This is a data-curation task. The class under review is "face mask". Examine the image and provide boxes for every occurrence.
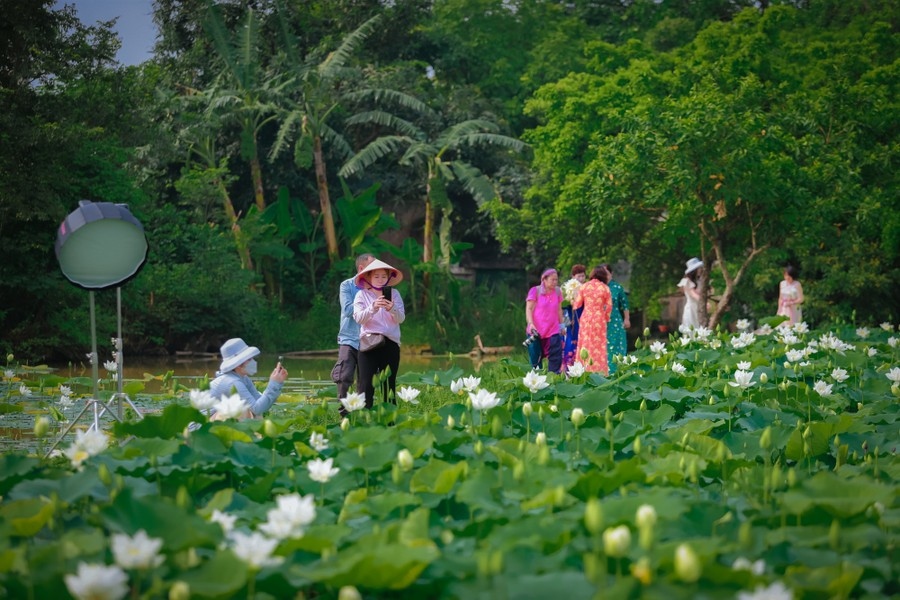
[244,359,258,376]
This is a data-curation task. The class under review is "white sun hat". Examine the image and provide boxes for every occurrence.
[684,257,704,274]
[218,338,260,373]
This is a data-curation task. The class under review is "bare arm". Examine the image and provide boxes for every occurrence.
[525,299,536,331]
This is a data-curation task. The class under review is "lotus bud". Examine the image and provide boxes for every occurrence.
[97,463,112,487]
[263,419,278,438]
[674,543,701,582]
[738,520,752,547]
[535,431,547,446]
[833,434,840,447]
[440,529,454,545]
[522,402,533,417]
[787,467,797,488]
[759,426,772,450]
[636,504,657,530]
[397,448,414,472]
[447,415,456,428]
[474,440,483,455]
[537,444,550,465]
[340,417,349,431]
[770,462,782,490]
[391,463,402,485]
[490,549,504,575]
[584,498,604,535]
[176,485,191,509]
[708,396,715,405]
[565,432,572,442]
[338,586,362,600]
[513,461,524,481]
[358,445,365,458]
[433,372,440,384]
[633,436,641,454]
[643,327,650,338]
[517,440,525,453]
[603,525,631,558]
[635,337,643,349]
[722,383,730,397]
[759,372,768,384]
[491,414,504,437]
[639,399,647,411]
[169,582,190,600]
[33,416,50,438]
[688,459,699,482]
[829,519,840,550]
[580,347,590,361]
[571,407,586,428]
[892,384,899,397]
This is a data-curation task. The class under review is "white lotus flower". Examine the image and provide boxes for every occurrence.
[59,395,74,408]
[309,432,329,452]
[111,529,164,570]
[732,557,766,575]
[210,509,237,533]
[567,362,586,377]
[737,361,751,371]
[881,322,894,332]
[649,341,666,357]
[523,370,549,393]
[450,378,465,394]
[830,368,849,383]
[736,581,793,600]
[856,327,870,339]
[729,370,755,389]
[3,369,14,380]
[64,562,129,600]
[885,367,900,384]
[785,349,805,363]
[228,531,283,568]
[63,429,109,468]
[397,386,421,404]
[340,392,366,413]
[258,493,316,540]
[86,352,96,366]
[60,384,72,396]
[867,347,877,357]
[813,380,833,396]
[736,319,751,331]
[307,457,339,483]
[562,278,582,303]
[469,389,501,411]
[18,384,31,397]
[212,393,250,420]
[104,360,118,374]
[461,376,481,392]
[189,389,217,411]
[756,324,773,336]
[671,362,687,375]
[792,322,809,334]
[889,336,899,348]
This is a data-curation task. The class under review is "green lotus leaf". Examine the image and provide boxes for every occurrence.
[280,523,353,553]
[337,440,398,472]
[0,498,55,537]
[114,403,201,438]
[571,388,617,414]
[456,469,508,515]
[410,458,466,495]
[209,424,254,445]
[179,549,249,598]
[780,471,894,518]
[0,454,39,495]
[367,491,423,519]
[398,430,436,457]
[298,539,439,589]
[785,422,832,461]
[784,561,863,598]
[505,570,605,599]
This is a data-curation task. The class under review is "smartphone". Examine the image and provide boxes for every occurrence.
[382,286,392,302]
[278,355,284,366]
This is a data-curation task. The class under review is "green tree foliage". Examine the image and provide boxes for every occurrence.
[492,4,899,326]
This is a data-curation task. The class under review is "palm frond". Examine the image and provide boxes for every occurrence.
[449,161,498,205]
[203,5,239,78]
[339,136,411,178]
[452,132,530,155]
[269,111,303,160]
[437,119,500,146]
[319,123,354,160]
[398,143,436,168]
[345,111,423,138]
[235,9,261,87]
[319,14,381,77]
[343,89,436,119]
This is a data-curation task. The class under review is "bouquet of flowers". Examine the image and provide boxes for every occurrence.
[562,278,582,305]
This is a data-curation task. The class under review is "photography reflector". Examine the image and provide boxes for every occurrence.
[55,201,148,289]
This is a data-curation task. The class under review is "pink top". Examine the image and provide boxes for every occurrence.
[526,286,563,338]
[353,288,405,345]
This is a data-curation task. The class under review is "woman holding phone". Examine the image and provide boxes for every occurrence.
[353,259,405,408]
[208,338,288,419]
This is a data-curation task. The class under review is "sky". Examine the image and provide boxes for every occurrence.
[59,0,158,66]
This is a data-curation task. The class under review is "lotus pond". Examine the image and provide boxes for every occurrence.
[1,321,898,599]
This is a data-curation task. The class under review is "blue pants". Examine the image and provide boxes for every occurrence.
[528,334,562,374]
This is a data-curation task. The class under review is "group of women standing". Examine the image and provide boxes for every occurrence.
[526,264,630,376]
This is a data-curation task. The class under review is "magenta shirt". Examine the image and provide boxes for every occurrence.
[526,286,562,338]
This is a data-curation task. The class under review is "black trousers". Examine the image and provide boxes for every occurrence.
[357,338,400,408]
[332,344,360,416]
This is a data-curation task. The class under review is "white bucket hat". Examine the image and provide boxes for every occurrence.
[684,257,704,274]
[355,258,404,287]
[219,338,260,373]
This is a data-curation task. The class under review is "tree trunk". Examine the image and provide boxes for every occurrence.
[421,173,435,310]
[313,134,339,264]
[218,180,254,271]
[250,155,266,212]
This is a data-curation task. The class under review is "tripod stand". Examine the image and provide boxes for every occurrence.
[46,288,143,457]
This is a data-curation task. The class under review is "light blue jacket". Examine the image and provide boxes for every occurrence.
[337,277,361,348]
[208,372,282,416]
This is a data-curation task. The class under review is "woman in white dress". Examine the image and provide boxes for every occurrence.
[677,258,703,330]
[776,265,804,324]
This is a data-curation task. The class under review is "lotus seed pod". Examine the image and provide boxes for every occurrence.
[584,498,604,535]
[169,582,190,600]
[674,543,701,583]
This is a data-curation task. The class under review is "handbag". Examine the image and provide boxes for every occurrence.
[359,332,386,352]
